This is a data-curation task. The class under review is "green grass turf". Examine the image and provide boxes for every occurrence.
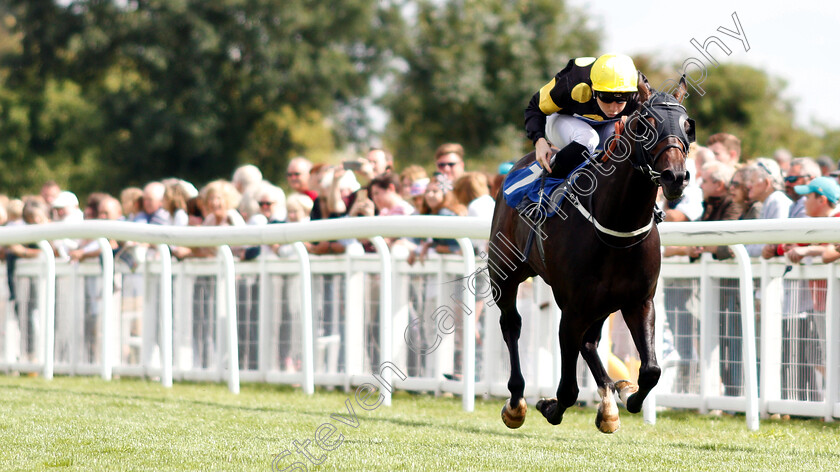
[1,375,839,471]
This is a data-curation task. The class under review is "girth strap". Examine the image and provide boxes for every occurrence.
[567,194,654,238]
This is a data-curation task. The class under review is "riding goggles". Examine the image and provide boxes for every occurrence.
[595,91,635,103]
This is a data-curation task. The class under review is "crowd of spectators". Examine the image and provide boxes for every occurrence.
[658,132,840,402]
[0,143,517,267]
[1,136,839,266]
[659,133,840,262]
[3,135,839,388]
[0,143,510,374]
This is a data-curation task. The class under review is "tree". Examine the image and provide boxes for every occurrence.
[817,127,840,164]
[75,0,402,188]
[635,58,822,161]
[381,0,600,169]
[0,2,100,195]
[0,0,402,196]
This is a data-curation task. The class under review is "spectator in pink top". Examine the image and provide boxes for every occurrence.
[370,173,415,216]
[369,173,416,254]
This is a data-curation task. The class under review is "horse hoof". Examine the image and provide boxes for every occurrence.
[536,397,555,413]
[595,405,620,434]
[614,380,639,406]
[536,398,563,425]
[595,416,620,433]
[595,386,621,434]
[501,398,527,429]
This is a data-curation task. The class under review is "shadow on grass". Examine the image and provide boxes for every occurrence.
[0,379,332,418]
[653,409,840,433]
[4,377,839,439]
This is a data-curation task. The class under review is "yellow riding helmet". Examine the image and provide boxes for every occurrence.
[590,54,638,93]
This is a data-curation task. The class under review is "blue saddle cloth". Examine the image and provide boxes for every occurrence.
[502,160,590,217]
[502,114,617,216]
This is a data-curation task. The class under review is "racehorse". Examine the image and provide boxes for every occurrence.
[489,77,693,433]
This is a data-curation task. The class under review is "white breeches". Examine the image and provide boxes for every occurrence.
[545,114,600,154]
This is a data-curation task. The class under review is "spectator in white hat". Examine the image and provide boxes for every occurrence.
[50,191,84,259]
[52,191,84,223]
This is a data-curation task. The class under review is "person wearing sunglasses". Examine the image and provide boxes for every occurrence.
[524,53,647,177]
[729,166,762,220]
[434,142,466,182]
[286,156,317,203]
[783,157,820,218]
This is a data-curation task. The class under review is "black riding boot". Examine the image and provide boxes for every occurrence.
[548,141,590,179]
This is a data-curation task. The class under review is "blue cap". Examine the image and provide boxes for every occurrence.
[794,176,840,204]
[498,161,515,175]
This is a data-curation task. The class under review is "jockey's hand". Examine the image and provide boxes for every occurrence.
[535,138,552,172]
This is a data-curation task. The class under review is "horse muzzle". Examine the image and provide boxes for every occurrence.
[660,169,689,200]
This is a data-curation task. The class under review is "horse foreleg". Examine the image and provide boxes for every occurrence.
[580,318,620,433]
[620,300,661,413]
[499,289,527,429]
[537,315,582,425]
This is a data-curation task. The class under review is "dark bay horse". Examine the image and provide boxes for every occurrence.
[489,77,693,433]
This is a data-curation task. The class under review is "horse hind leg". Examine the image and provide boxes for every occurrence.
[537,312,583,425]
[580,318,621,433]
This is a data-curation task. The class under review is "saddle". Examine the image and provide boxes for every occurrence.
[502,144,594,219]
[501,155,591,262]
[501,119,664,260]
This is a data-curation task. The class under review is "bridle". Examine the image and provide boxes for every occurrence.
[629,92,695,185]
[568,91,694,246]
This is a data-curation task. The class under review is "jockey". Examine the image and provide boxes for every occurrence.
[525,54,646,177]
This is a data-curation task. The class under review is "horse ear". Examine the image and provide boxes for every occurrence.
[673,75,689,103]
[637,70,651,102]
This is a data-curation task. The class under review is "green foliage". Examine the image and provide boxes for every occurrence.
[381,0,600,168]
[685,64,799,159]
[1,0,839,199]
[642,59,829,161]
[818,128,840,163]
[0,0,400,196]
[0,77,104,195]
[238,106,336,185]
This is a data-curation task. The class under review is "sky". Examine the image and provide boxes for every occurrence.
[567,0,840,130]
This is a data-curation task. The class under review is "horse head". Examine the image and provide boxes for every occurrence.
[629,76,694,201]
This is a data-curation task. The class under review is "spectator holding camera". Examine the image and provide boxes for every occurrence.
[408,174,466,265]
